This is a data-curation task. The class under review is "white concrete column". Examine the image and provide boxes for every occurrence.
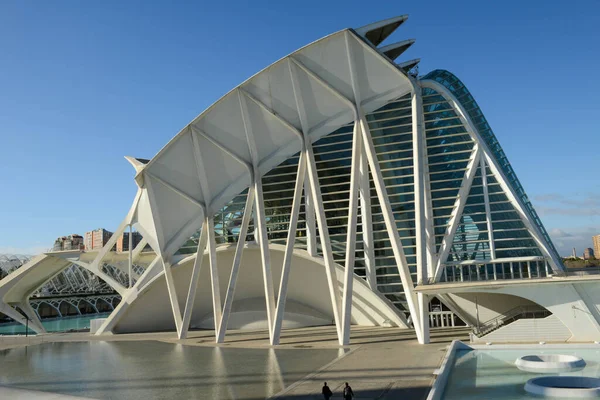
[217,186,255,343]
[128,224,133,288]
[272,152,307,344]
[359,147,376,290]
[341,122,362,345]
[179,219,209,340]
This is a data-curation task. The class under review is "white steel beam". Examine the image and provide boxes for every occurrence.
[239,88,303,140]
[341,122,362,345]
[207,218,222,339]
[179,219,209,339]
[128,224,133,288]
[145,171,205,211]
[341,31,363,345]
[289,59,343,344]
[409,77,430,344]
[190,125,253,174]
[421,80,563,272]
[272,151,307,344]
[162,257,183,337]
[433,147,481,281]
[359,147,376,290]
[480,157,496,259]
[190,127,212,213]
[217,186,255,343]
[358,113,424,344]
[304,178,317,257]
[238,90,277,344]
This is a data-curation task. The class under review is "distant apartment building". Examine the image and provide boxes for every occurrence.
[52,234,84,251]
[594,235,600,261]
[116,231,143,252]
[584,248,595,260]
[84,228,113,251]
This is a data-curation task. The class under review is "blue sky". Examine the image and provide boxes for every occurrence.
[0,0,598,256]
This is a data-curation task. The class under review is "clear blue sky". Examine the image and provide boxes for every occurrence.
[0,0,598,256]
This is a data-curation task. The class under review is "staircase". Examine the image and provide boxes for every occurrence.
[473,305,551,337]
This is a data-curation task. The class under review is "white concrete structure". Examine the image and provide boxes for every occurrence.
[3,14,597,346]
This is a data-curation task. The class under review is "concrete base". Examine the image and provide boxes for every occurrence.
[516,354,586,373]
[525,376,600,398]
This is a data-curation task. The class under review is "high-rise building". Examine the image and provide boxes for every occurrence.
[52,234,84,251]
[116,231,143,252]
[584,248,594,260]
[84,229,113,251]
[594,235,600,262]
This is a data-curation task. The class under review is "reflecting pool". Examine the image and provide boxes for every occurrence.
[0,313,111,335]
[0,340,343,399]
[444,347,600,400]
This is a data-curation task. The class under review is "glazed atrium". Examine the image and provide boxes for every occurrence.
[6,15,585,347]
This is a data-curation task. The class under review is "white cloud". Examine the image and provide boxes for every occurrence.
[548,226,599,257]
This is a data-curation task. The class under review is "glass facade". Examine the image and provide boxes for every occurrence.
[177,69,560,316]
[421,70,560,262]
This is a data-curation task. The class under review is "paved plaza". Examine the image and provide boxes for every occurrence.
[0,326,469,399]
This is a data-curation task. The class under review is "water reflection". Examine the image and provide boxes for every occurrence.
[0,341,343,400]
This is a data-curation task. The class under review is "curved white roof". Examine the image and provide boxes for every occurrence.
[133,22,413,259]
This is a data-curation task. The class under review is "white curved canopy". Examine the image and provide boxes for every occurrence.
[135,27,412,259]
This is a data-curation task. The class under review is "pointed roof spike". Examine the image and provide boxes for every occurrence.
[397,58,421,72]
[355,15,408,46]
[379,39,416,61]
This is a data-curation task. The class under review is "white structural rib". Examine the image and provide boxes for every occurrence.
[421,80,563,272]
[217,186,255,343]
[433,146,481,281]
[179,219,208,339]
[289,58,345,344]
[238,90,277,344]
[207,218,222,340]
[409,76,430,343]
[359,148,376,290]
[272,151,307,345]
[480,157,496,259]
[355,15,408,46]
[379,39,416,61]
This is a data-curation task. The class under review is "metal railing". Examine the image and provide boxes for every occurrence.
[473,305,551,337]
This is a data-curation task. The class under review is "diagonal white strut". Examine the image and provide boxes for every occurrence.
[217,186,256,343]
[289,58,344,344]
[271,151,307,345]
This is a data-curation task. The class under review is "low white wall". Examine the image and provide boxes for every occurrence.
[108,244,406,334]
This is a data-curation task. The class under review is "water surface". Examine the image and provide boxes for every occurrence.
[0,340,343,399]
[444,347,600,400]
[0,313,111,335]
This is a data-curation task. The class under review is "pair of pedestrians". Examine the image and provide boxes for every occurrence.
[322,382,354,399]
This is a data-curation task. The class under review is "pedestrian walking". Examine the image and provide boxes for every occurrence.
[321,381,333,400]
[343,382,354,400]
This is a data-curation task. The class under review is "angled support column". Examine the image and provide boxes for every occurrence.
[272,151,307,344]
[179,220,209,339]
[480,157,496,259]
[358,114,424,344]
[162,256,183,337]
[238,90,277,344]
[304,178,317,257]
[128,224,133,288]
[359,147,376,290]
[217,186,255,343]
[341,122,362,345]
[433,147,481,281]
[289,58,343,344]
[410,78,430,344]
[207,218,223,340]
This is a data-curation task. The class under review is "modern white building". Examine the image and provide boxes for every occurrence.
[5,15,600,345]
